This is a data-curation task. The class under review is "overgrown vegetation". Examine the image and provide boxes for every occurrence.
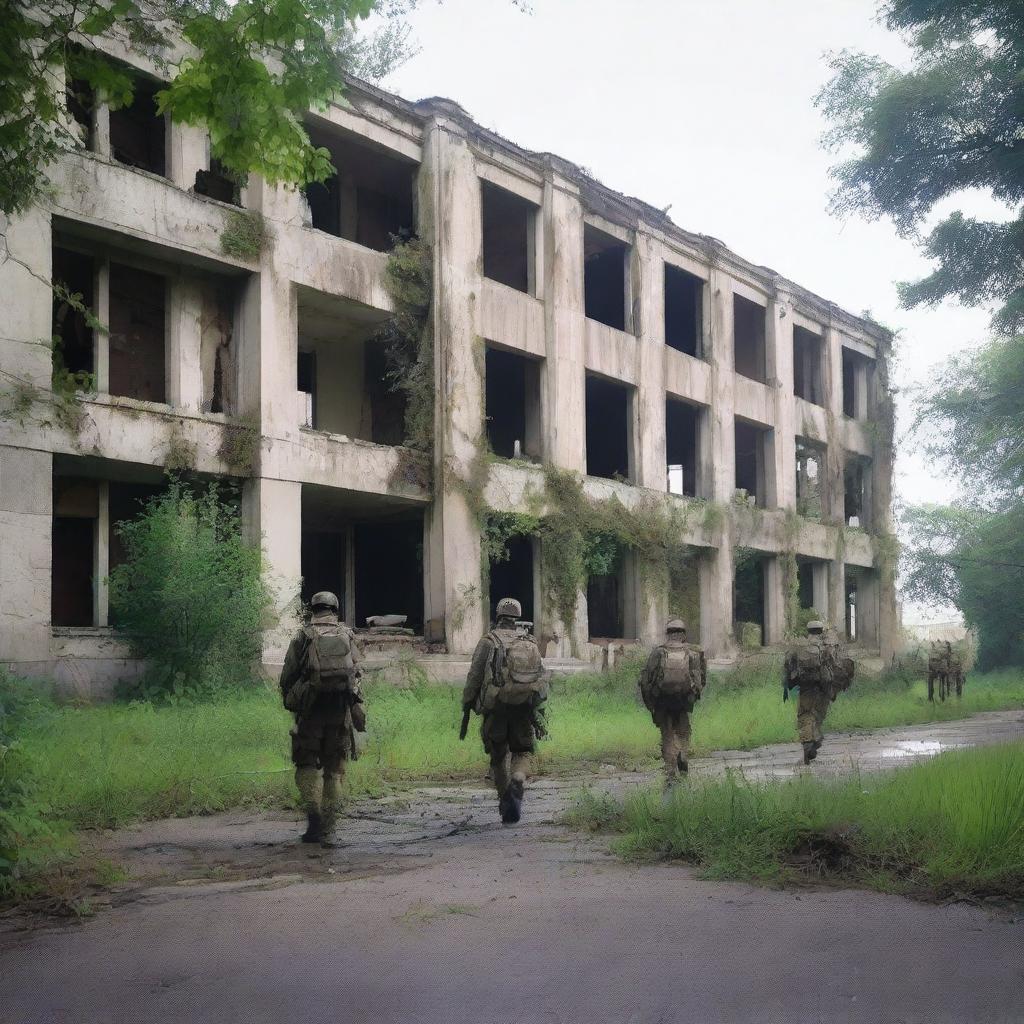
[378,236,434,453]
[217,414,261,476]
[108,484,272,697]
[569,740,1024,901]
[219,209,268,262]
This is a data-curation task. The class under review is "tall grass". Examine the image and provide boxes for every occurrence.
[568,741,1024,899]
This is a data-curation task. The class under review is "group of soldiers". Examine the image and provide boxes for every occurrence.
[927,640,966,702]
[279,591,858,845]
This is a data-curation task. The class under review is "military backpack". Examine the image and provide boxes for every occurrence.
[284,623,357,716]
[484,630,549,710]
[793,639,826,686]
[650,644,705,703]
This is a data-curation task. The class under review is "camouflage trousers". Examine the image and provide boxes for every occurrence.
[797,686,832,747]
[651,703,692,783]
[482,708,536,797]
[291,708,352,834]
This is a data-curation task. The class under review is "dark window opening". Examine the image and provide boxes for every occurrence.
[482,182,534,294]
[489,534,534,626]
[51,517,94,626]
[734,554,765,648]
[844,459,868,527]
[666,398,700,497]
[588,549,626,640]
[200,282,236,415]
[584,224,629,332]
[586,375,632,481]
[301,530,345,609]
[793,325,823,405]
[65,75,94,147]
[52,246,95,378]
[486,346,541,460]
[303,126,416,252]
[797,560,815,611]
[108,481,163,578]
[297,350,317,428]
[364,340,407,446]
[845,571,858,641]
[842,348,856,418]
[735,420,769,507]
[110,76,166,177]
[194,158,240,206]
[795,439,825,520]
[664,264,702,357]
[109,263,166,402]
[354,518,424,632]
[733,294,767,383]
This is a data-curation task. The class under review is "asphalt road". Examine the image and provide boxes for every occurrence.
[2,712,1022,1024]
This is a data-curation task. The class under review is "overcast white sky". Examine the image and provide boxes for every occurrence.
[373,0,1001,620]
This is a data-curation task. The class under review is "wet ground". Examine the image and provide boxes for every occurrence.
[1,711,1022,1023]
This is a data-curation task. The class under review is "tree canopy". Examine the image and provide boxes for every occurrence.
[817,0,1024,333]
[0,0,420,218]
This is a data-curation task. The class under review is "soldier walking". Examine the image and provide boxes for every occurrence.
[279,591,366,848]
[461,597,549,824]
[783,620,854,765]
[638,619,707,788]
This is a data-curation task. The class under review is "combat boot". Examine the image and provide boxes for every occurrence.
[802,742,817,766]
[499,773,525,825]
[301,811,323,844]
[676,753,688,775]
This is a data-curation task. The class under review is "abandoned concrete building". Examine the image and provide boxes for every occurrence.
[0,46,897,692]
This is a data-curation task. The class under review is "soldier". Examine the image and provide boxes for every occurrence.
[784,620,853,765]
[638,619,707,788]
[279,591,366,848]
[461,597,549,824]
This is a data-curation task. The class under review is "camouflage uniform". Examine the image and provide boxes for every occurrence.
[638,621,707,786]
[279,596,365,845]
[462,599,546,822]
[785,621,850,764]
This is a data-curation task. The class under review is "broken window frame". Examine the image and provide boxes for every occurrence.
[795,438,827,521]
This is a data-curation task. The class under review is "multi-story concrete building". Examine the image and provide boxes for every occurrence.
[0,44,897,693]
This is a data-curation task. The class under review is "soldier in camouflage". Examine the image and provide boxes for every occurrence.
[279,591,365,848]
[638,619,707,788]
[462,597,548,824]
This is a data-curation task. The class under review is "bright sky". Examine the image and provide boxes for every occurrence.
[374,0,1000,620]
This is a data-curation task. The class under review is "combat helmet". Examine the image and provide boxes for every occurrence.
[495,597,522,620]
[310,591,340,613]
[806,620,824,634]
[665,618,687,635]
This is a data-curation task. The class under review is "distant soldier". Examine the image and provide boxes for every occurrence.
[279,591,366,848]
[927,641,952,702]
[638,619,707,788]
[783,620,853,765]
[461,597,549,824]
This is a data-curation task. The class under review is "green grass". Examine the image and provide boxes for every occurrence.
[4,662,1024,905]
[567,740,1024,901]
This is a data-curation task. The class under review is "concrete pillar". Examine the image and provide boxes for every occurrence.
[0,447,53,671]
[763,556,786,645]
[94,257,111,394]
[93,102,111,159]
[167,277,204,411]
[811,561,829,620]
[94,480,110,628]
[635,233,667,491]
[168,123,207,191]
[420,118,485,654]
[770,295,796,511]
[824,325,847,635]
[541,173,586,474]
[243,477,302,671]
[700,544,733,658]
[344,525,356,627]
[830,559,848,640]
[858,571,880,647]
[854,361,870,420]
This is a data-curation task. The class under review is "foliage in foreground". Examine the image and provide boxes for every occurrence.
[108,484,272,697]
[568,741,1024,901]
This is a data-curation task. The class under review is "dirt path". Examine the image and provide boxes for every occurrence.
[1,712,1022,1023]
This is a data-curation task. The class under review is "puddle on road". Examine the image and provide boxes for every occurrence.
[879,740,949,759]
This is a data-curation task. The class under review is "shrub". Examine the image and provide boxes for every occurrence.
[109,484,272,696]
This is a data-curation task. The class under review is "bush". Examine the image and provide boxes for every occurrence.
[109,484,272,697]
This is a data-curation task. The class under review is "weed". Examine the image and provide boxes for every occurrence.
[220,210,268,261]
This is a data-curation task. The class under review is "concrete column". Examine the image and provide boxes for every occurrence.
[94,480,110,627]
[167,277,203,411]
[823,325,847,635]
[94,257,111,394]
[243,477,302,671]
[635,233,667,491]
[93,102,111,159]
[541,174,586,474]
[420,118,485,654]
[854,361,870,420]
[857,571,880,647]
[344,526,356,627]
[830,558,848,640]
[0,447,53,671]
[811,561,829,620]
[763,555,786,645]
[700,543,734,659]
[770,296,796,511]
[168,123,207,191]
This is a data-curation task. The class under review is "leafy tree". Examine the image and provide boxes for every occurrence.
[817,0,1024,333]
[109,484,272,695]
[0,0,421,218]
